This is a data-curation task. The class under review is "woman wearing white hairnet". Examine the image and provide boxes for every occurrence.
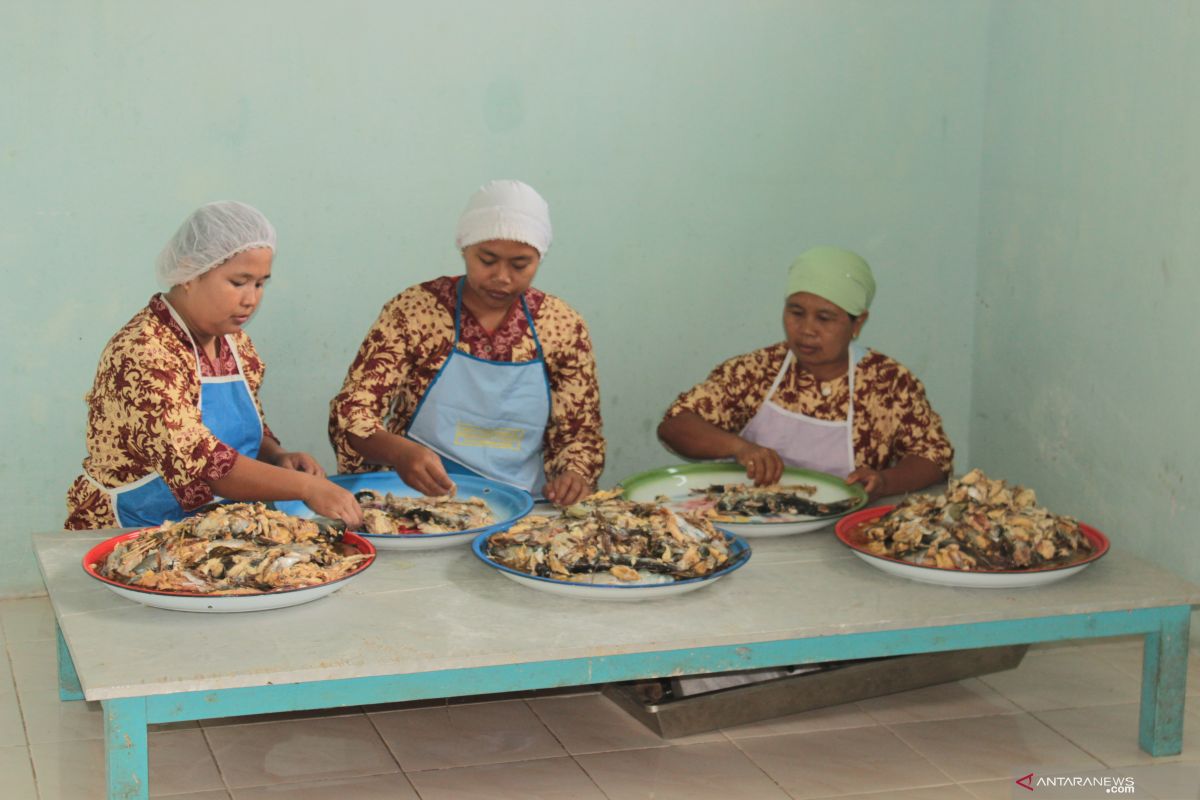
[329,180,605,506]
[65,201,363,529]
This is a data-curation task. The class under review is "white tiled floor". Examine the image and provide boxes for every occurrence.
[4,596,1200,799]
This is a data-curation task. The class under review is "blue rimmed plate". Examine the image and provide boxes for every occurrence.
[471,524,751,601]
[276,472,533,551]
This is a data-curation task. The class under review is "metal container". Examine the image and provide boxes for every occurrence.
[602,645,1028,738]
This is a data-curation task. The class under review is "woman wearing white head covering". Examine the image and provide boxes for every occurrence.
[65,201,363,529]
[330,180,605,505]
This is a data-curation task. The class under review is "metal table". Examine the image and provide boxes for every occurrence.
[34,524,1200,800]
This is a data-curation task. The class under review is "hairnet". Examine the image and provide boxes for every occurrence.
[156,201,276,287]
[455,180,552,256]
[786,246,876,316]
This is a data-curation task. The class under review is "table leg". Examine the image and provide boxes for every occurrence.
[1138,605,1191,756]
[104,697,149,800]
[56,623,84,702]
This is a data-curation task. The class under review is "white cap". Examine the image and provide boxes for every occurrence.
[156,201,276,287]
[454,180,552,256]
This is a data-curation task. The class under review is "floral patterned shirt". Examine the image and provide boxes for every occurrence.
[663,342,954,473]
[329,276,605,483]
[65,295,275,529]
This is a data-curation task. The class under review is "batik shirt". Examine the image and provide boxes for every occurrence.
[329,276,605,483]
[65,295,275,529]
[663,342,953,473]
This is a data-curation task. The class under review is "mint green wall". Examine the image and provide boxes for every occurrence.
[971,2,1200,583]
[1,1,986,596]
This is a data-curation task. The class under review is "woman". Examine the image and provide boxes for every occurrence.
[658,246,952,497]
[329,180,604,505]
[65,201,363,529]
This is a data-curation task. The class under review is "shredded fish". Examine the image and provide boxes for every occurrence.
[355,489,495,534]
[99,503,369,594]
[857,469,1093,571]
[485,488,734,584]
[664,482,861,522]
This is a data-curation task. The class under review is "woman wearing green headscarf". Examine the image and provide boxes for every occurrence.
[658,246,952,497]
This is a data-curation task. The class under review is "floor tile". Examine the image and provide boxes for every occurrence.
[0,597,55,643]
[889,712,1103,782]
[370,698,565,771]
[1036,702,1200,767]
[31,729,225,799]
[1120,760,1200,799]
[733,725,951,798]
[834,785,975,799]
[359,697,447,714]
[978,649,1140,711]
[8,639,58,695]
[959,778,1021,800]
[0,690,26,747]
[720,699,876,739]
[407,756,607,799]
[164,792,232,800]
[230,772,417,799]
[527,693,723,754]
[1074,639,1144,677]
[21,690,104,743]
[858,678,1020,724]
[576,740,790,799]
[199,706,364,728]
[1076,639,1200,697]
[0,646,14,690]
[205,714,398,789]
[0,745,37,800]
[449,684,599,705]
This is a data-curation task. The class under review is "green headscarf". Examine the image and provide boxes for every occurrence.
[786,246,876,316]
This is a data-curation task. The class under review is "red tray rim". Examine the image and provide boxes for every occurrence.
[834,504,1111,575]
[81,528,376,598]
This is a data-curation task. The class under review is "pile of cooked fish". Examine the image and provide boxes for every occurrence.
[98,503,371,595]
[677,482,861,521]
[857,469,1093,571]
[485,489,736,584]
[354,489,495,534]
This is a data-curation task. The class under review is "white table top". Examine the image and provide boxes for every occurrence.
[34,518,1200,701]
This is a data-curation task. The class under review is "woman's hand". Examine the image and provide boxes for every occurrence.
[544,470,591,507]
[395,440,456,496]
[302,478,364,529]
[270,450,325,477]
[732,440,785,486]
[846,468,887,499]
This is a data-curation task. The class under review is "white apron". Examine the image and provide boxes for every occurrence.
[740,343,868,479]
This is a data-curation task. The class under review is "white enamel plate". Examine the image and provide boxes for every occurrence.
[619,463,867,537]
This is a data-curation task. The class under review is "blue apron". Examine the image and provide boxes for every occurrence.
[90,300,264,527]
[406,279,552,494]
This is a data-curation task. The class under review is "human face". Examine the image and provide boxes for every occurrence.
[176,248,272,338]
[783,291,867,379]
[462,240,541,313]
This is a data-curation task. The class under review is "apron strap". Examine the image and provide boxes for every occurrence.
[453,277,544,359]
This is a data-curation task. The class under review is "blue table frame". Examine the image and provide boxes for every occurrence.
[56,604,1191,800]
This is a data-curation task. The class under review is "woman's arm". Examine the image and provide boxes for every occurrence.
[209,455,363,527]
[657,412,784,486]
[540,300,605,505]
[257,435,325,477]
[328,295,420,473]
[846,454,943,500]
[347,430,455,496]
